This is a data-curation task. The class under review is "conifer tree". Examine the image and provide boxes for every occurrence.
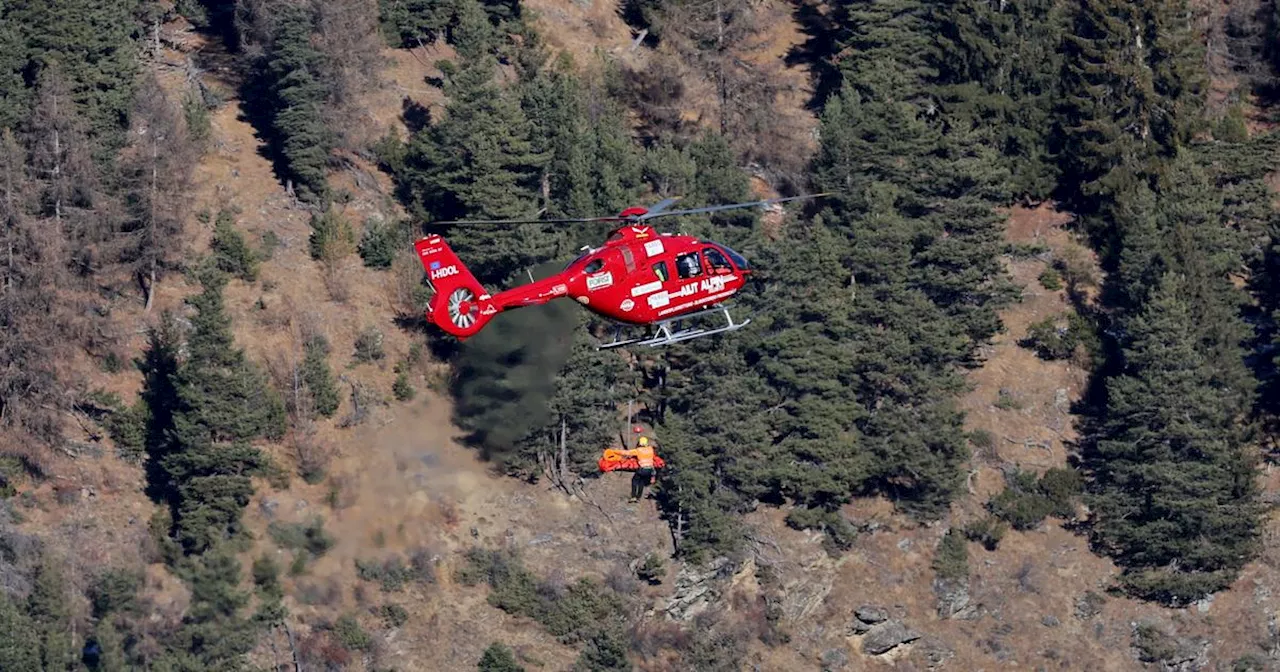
[261,1,332,202]
[927,0,1065,199]
[120,72,198,311]
[28,554,75,671]
[0,590,38,671]
[9,0,142,154]
[400,0,549,284]
[0,1,27,132]
[1056,0,1205,251]
[162,271,284,554]
[1085,271,1261,604]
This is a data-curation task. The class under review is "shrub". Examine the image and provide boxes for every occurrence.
[636,553,664,585]
[359,218,408,269]
[211,209,259,282]
[310,209,356,263]
[932,529,968,582]
[1021,312,1099,361]
[354,328,385,363]
[378,603,408,628]
[963,516,1008,551]
[334,614,373,651]
[89,568,143,617]
[1038,266,1063,290]
[268,517,335,557]
[478,642,525,672]
[988,467,1082,530]
[393,371,415,401]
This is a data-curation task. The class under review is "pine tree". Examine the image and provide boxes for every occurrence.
[0,1,27,132]
[260,1,332,202]
[162,271,284,554]
[1085,271,1261,605]
[1055,0,1205,252]
[927,0,1065,199]
[399,3,549,284]
[478,642,525,672]
[0,590,38,671]
[9,0,142,154]
[28,553,75,672]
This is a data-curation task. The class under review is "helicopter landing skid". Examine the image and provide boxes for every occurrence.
[598,305,751,350]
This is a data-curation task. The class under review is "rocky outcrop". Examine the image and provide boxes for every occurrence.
[933,576,978,619]
[861,620,922,655]
[663,556,736,621]
[1132,622,1210,672]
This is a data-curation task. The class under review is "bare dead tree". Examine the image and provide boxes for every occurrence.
[120,72,198,311]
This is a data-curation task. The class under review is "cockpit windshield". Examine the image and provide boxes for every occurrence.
[563,251,591,271]
[718,244,750,271]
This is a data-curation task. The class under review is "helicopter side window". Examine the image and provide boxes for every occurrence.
[677,252,703,279]
[653,261,670,283]
[584,259,604,274]
[703,247,732,274]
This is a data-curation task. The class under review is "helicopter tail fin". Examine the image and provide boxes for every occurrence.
[414,235,494,339]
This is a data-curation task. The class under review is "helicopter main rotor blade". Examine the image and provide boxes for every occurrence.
[429,215,623,226]
[636,193,832,221]
[644,197,682,216]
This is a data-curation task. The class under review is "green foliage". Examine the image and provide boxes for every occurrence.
[252,553,283,599]
[378,603,409,628]
[104,397,149,462]
[571,629,631,672]
[397,15,550,284]
[334,614,373,651]
[89,568,143,617]
[211,209,259,282]
[1037,266,1063,290]
[5,0,142,155]
[309,209,356,263]
[359,217,409,269]
[257,1,332,202]
[302,335,340,418]
[0,591,39,672]
[354,327,386,363]
[1084,271,1261,605]
[379,0,457,48]
[268,517,335,558]
[393,370,415,401]
[635,553,664,585]
[785,508,857,556]
[987,467,1082,531]
[1021,312,1098,361]
[157,272,285,555]
[182,87,212,145]
[962,516,1007,551]
[932,529,968,582]
[29,554,75,671]
[459,548,626,645]
[355,552,435,591]
[478,642,526,672]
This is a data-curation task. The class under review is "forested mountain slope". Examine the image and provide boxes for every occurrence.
[0,0,1279,670]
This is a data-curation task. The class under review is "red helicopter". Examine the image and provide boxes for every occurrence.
[413,194,828,349]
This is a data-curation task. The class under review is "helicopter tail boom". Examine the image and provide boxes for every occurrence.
[414,235,494,339]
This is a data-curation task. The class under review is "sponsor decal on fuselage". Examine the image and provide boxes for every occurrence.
[586,271,613,291]
[644,240,664,257]
[631,281,663,296]
[620,299,635,311]
[647,292,670,308]
[480,305,497,316]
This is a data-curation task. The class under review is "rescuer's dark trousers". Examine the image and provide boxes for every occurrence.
[631,467,654,499]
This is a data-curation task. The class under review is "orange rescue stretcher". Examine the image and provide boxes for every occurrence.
[598,448,666,473]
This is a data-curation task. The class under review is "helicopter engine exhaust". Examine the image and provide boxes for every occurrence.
[414,235,494,339]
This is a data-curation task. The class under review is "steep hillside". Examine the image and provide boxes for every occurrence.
[6,3,1280,672]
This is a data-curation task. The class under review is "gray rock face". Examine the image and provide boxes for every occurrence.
[862,620,922,655]
[933,577,977,619]
[664,556,734,621]
[820,647,848,671]
[856,605,889,625]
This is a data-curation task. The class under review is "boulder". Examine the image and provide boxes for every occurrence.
[862,620,922,655]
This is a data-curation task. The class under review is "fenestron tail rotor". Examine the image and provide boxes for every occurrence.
[447,287,478,329]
